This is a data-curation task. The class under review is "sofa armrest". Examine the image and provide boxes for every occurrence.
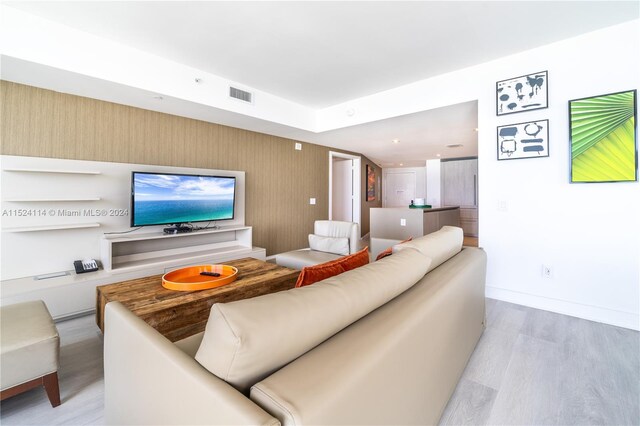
[104,301,279,426]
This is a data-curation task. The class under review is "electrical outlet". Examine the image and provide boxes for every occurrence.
[497,200,508,212]
[309,198,316,205]
[542,264,553,279]
[295,143,302,151]
[400,218,406,226]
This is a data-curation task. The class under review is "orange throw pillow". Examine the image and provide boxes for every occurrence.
[339,246,370,271]
[295,247,370,288]
[375,237,413,261]
[375,248,393,261]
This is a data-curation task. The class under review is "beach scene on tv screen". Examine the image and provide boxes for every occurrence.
[133,173,235,225]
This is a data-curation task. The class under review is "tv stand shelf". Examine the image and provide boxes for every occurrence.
[101,226,254,272]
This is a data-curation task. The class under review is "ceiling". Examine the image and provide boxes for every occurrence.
[317,101,478,167]
[3,1,638,166]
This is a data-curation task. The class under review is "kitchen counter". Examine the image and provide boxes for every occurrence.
[422,206,460,234]
[413,205,460,213]
[369,207,461,257]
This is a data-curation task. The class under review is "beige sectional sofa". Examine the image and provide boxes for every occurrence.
[104,226,486,425]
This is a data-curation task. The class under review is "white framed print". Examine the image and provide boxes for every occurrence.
[497,119,549,161]
[496,71,548,116]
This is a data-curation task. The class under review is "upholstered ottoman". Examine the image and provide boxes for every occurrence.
[0,300,61,407]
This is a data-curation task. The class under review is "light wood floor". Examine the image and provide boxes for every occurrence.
[440,299,640,425]
[1,299,638,425]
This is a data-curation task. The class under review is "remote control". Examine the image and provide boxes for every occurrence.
[200,271,221,277]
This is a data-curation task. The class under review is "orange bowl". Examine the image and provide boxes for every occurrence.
[162,264,238,291]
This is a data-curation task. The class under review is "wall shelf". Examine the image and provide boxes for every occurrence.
[3,223,101,233]
[3,198,102,202]
[4,168,101,175]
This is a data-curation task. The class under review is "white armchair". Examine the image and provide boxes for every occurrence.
[276,220,360,270]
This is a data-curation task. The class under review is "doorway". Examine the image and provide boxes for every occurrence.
[329,152,361,236]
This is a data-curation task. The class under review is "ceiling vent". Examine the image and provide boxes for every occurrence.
[446,143,464,148]
[229,86,253,104]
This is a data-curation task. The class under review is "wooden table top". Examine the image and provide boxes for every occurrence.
[96,257,299,340]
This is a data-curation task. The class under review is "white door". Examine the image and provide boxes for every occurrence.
[385,172,416,207]
[332,159,353,221]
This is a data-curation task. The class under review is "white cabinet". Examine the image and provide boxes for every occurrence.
[442,159,477,208]
[441,159,478,237]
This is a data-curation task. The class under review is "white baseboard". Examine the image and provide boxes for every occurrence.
[486,285,640,331]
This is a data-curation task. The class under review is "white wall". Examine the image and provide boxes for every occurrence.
[329,21,640,329]
[382,167,427,207]
[478,22,640,329]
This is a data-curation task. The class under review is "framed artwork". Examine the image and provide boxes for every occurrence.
[496,71,548,116]
[569,89,637,183]
[497,119,549,160]
[366,164,376,201]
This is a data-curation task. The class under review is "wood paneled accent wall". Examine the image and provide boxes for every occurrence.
[1,81,380,253]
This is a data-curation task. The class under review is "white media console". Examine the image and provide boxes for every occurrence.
[101,226,255,272]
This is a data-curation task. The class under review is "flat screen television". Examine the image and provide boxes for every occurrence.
[131,171,236,227]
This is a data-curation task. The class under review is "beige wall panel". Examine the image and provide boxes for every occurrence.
[1,81,383,255]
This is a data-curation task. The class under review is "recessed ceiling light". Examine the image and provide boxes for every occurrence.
[474,128,479,132]
[346,108,355,117]
[392,139,400,144]
[194,78,202,83]
[436,154,441,157]
[152,95,164,100]
[399,163,404,166]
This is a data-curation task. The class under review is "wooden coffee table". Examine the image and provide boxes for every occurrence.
[96,257,299,342]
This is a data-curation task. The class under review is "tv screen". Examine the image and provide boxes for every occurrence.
[131,171,236,227]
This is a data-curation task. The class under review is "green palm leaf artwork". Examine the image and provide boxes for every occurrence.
[570,90,637,182]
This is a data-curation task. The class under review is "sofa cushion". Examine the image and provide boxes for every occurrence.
[295,247,370,288]
[314,220,359,254]
[194,248,431,393]
[393,226,463,272]
[308,234,350,255]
